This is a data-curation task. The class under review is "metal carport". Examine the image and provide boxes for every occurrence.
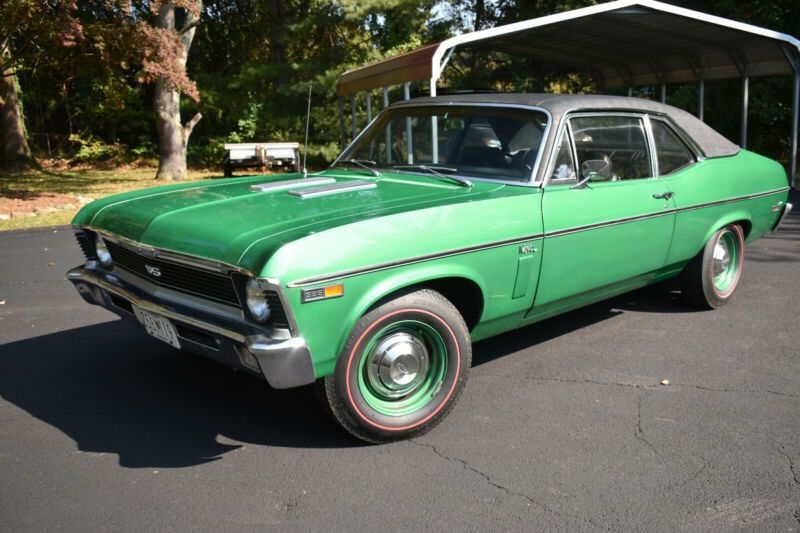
[336,0,800,185]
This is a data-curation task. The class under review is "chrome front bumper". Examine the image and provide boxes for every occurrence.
[67,266,316,389]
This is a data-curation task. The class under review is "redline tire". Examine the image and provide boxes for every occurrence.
[321,289,471,443]
[681,223,745,309]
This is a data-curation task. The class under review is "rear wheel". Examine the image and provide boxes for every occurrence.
[321,289,471,443]
[680,223,745,309]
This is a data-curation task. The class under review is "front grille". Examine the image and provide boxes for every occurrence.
[105,241,241,307]
[75,231,96,260]
[265,291,290,329]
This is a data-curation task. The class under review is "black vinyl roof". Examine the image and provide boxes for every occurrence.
[391,93,740,159]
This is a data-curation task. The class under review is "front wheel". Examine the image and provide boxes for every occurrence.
[321,289,471,443]
[680,223,745,309]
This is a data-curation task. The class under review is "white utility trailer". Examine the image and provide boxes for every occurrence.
[223,142,300,176]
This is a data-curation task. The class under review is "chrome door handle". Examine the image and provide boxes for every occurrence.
[652,191,674,200]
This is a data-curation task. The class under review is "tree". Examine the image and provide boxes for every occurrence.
[1,0,203,178]
[152,1,203,180]
[0,0,81,170]
[0,54,34,169]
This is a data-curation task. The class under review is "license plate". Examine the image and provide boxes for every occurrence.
[133,306,181,349]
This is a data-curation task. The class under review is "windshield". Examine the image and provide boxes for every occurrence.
[338,105,549,183]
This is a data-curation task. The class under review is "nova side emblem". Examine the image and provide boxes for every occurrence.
[519,245,538,254]
[145,264,162,278]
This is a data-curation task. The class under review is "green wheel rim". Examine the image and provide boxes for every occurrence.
[357,319,448,417]
[712,229,740,293]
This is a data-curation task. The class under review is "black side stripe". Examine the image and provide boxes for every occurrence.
[546,210,674,238]
[287,233,544,288]
[546,187,789,238]
[288,187,788,288]
[674,187,789,213]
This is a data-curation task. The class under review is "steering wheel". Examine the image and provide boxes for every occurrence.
[511,149,537,171]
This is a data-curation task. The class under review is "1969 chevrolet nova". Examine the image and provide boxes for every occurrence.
[68,93,792,442]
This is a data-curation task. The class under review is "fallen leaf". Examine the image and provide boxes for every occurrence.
[660,379,670,386]
[47,262,55,267]
[0,300,5,305]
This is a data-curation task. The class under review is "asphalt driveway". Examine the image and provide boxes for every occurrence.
[1,193,798,531]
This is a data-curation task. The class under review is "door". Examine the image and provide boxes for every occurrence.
[529,114,676,317]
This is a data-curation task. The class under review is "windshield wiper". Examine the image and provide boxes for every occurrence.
[392,165,472,187]
[331,158,380,177]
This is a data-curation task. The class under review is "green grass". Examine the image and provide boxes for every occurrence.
[0,167,221,231]
[0,210,76,231]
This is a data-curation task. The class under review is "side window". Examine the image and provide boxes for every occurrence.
[651,119,695,175]
[549,128,577,181]
[569,115,652,181]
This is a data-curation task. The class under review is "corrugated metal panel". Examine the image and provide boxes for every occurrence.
[336,44,440,96]
[335,0,800,95]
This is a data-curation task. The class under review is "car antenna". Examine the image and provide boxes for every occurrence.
[302,84,312,178]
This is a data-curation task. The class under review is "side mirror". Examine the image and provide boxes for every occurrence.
[581,158,612,180]
[572,158,612,189]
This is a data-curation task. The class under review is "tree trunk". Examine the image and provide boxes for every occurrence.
[0,62,35,170]
[154,2,202,181]
[268,0,287,86]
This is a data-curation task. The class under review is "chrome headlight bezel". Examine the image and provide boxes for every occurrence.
[246,278,271,323]
[95,235,113,267]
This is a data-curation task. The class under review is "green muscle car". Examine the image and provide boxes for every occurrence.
[68,93,792,443]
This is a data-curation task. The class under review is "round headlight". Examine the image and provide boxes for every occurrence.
[246,278,270,322]
[95,235,113,267]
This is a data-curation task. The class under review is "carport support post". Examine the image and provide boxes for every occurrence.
[660,83,666,103]
[698,77,705,122]
[792,73,799,187]
[366,92,372,123]
[383,87,391,164]
[404,82,413,164]
[740,76,749,148]
[338,98,346,148]
[350,95,357,139]
[430,78,438,163]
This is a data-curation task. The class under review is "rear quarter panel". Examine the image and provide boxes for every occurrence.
[663,151,789,266]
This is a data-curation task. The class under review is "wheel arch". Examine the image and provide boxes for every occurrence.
[368,276,485,331]
[698,212,752,251]
[336,266,487,360]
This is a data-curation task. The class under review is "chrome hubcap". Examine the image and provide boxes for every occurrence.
[713,239,731,278]
[367,331,429,398]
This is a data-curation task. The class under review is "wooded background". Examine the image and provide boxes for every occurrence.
[1,1,798,179]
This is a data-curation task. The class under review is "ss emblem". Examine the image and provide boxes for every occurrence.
[145,264,162,278]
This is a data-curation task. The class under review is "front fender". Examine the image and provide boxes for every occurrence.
[342,262,489,352]
[286,261,489,379]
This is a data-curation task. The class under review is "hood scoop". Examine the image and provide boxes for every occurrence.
[250,176,334,192]
[288,180,377,199]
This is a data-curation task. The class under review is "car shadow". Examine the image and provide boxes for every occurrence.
[0,320,359,468]
[0,282,695,468]
[472,282,693,366]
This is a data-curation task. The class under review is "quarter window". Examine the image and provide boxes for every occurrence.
[569,115,652,181]
[651,119,695,175]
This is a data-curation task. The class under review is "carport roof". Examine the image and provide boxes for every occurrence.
[335,0,800,96]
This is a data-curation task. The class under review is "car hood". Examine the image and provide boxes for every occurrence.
[74,170,516,273]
